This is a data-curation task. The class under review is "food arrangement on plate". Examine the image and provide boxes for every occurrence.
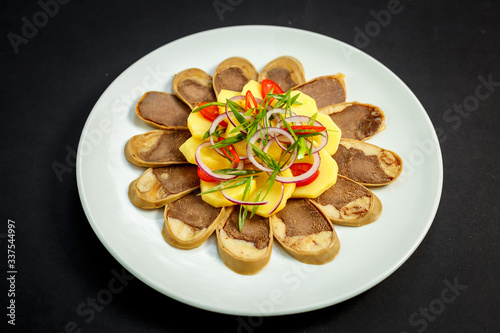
[125,56,403,275]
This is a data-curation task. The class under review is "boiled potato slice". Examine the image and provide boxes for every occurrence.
[241,80,261,100]
[187,111,212,139]
[289,90,318,117]
[246,168,296,217]
[314,113,341,155]
[200,177,257,207]
[179,136,232,170]
[291,149,338,199]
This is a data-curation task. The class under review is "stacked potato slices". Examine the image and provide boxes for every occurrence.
[125,56,402,275]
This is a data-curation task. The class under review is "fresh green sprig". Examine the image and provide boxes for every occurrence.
[192,102,225,113]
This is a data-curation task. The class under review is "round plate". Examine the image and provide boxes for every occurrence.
[77,25,443,316]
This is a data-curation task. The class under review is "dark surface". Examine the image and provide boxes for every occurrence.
[1,0,499,332]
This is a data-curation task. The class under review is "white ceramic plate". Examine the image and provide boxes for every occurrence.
[77,25,443,316]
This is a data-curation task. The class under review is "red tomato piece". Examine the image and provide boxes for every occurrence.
[198,102,227,127]
[289,163,319,187]
[261,79,284,101]
[197,166,219,182]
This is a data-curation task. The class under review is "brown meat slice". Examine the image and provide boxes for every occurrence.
[166,189,221,230]
[294,75,346,109]
[212,57,258,95]
[152,164,199,195]
[172,68,217,109]
[332,139,402,186]
[275,199,332,237]
[222,210,270,250]
[138,131,190,163]
[136,91,191,130]
[321,103,385,140]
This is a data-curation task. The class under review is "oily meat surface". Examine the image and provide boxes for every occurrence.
[223,211,270,250]
[152,165,199,194]
[167,190,221,229]
[276,199,331,237]
[214,67,249,92]
[296,78,345,109]
[315,177,371,209]
[177,79,216,107]
[139,131,190,162]
[329,104,383,140]
[333,145,392,184]
[265,68,296,92]
[138,92,191,127]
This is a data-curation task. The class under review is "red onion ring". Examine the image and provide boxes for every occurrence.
[209,113,230,157]
[275,151,321,184]
[262,138,297,172]
[195,142,237,181]
[246,128,296,172]
[276,115,328,154]
[221,190,268,206]
[267,182,284,215]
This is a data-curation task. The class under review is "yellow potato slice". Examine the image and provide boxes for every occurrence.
[291,149,338,199]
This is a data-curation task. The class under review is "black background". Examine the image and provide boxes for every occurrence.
[1,0,499,332]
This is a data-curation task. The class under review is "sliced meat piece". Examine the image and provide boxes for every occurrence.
[320,102,385,140]
[293,74,346,109]
[258,56,305,92]
[125,130,190,167]
[172,68,217,109]
[332,139,403,186]
[128,165,199,209]
[136,91,191,130]
[162,190,233,249]
[310,176,382,227]
[213,57,258,95]
[270,199,340,265]
[216,210,273,275]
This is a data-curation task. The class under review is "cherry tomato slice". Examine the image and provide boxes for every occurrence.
[197,166,219,182]
[289,163,319,187]
[198,102,227,127]
[261,79,284,101]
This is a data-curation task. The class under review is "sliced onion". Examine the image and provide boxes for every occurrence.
[267,182,284,215]
[276,115,328,154]
[275,151,321,184]
[246,127,296,172]
[195,142,236,181]
[262,138,297,172]
[221,190,268,206]
[209,113,230,157]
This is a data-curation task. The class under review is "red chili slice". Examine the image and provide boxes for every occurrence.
[289,163,319,187]
[285,125,326,135]
[245,90,258,112]
[218,137,240,164]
